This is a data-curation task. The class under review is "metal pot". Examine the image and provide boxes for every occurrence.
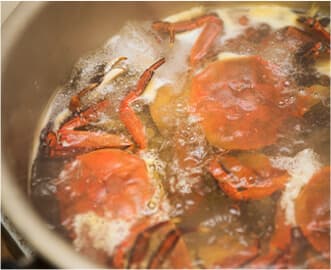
[2,1,329,268]
[1,2,205,267]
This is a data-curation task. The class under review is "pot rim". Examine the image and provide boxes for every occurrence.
[2,2,98,268]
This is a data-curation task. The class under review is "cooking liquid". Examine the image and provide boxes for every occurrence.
[31,5,330,268]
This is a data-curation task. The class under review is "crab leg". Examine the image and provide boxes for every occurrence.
[119,58,165,149]
[190,20,223,65]
[69,83,99,112]
[127,221,170,268]
[45,99,131,157]
[152,14,223,65]
[208,158,289,200]
[113,220,191,269]
[302,41,330,60]
[298,16,331,42]
[147,229,181,268]
[69,57,127,112]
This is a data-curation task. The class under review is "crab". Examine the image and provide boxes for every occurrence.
[43,57,165,157]
[245,166,330,268]
[43,58,195,267]
[191,54,329,200]
[56,149,192,268]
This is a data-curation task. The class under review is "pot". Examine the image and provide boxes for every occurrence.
[1,1,329,268]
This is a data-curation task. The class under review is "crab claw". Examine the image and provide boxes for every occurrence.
[119,58,166,149]
[112,220,192,269]
[152,13,223,65]
[45,99,132,157]
[69,56,127,112]
[208,153,289,200]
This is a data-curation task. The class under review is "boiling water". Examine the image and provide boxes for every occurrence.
[31,5,330,268]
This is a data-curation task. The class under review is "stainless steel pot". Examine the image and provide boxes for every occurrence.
[2,2,329,268]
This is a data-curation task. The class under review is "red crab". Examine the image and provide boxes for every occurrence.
[44,57,165,157]
[191,54,327,200]
[56,149,192,268]
[44,58,193,267]
[246,166,330,268]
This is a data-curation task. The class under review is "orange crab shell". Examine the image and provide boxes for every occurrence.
[190,55,289,150]
[208,153,289,201]
[56,149,154,229]
[296,166,330,259]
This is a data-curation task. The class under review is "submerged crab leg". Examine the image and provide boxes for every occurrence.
[208,158,289,200]
[152,14,223,65]
[119,58,165,149]
[112,220,191,269]
[45,99,132,157]
[147,229,181,268]
[126,221,170,268]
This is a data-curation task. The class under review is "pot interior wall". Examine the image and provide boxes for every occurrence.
[2,1,329,267]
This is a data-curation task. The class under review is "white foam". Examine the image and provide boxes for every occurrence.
[141,29,201,103]
[270,149,322,226]
[72,212,133,255]
[106,22,162,72]
[214,7,248,44]
[96,67,126,93]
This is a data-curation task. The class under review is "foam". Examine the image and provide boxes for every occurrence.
[72,212,132,255]
[270,148,322,225]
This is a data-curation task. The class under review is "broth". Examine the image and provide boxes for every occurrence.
[31,4,330,268]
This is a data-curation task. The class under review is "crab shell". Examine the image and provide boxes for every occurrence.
[296,166,330,259]
[56,149,154,233]
[189,55,292,150]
